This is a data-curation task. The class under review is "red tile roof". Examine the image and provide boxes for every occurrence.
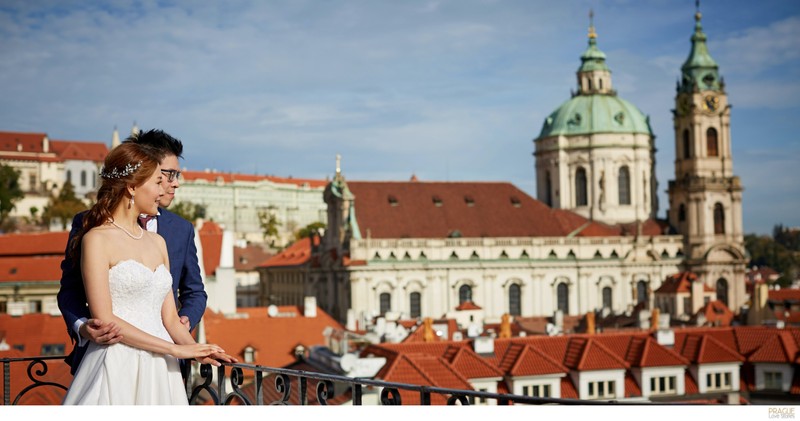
[345,181,665,240]
[202,306,344,370]
[233,244,272,271]
[50,140,108,162]
[695,300,735,327]
[0,256,63,282]
[455,300,482,311]
[748,331,799,363]
[259,236,317,268]
[370,350,473,405]
[0,131,48,153]
[769,288,800,302]
[198,220,223,276]
[0,313,72,405]
[444,345,504,379]
[507,344,568,376]
[676,334,745,364]
[0,232,69,256]
[182,170,327,189]
[655,271,698,294]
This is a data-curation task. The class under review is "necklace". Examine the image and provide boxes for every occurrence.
[110,220,144,240]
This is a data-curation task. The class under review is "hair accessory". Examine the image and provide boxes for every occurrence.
[100,161,143,179]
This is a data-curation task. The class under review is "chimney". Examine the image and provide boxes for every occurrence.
[422,318,435,342]
[499,314,512,338]
[586,311,596,335]
[473,336,495,356]
[304,296,317,318]
[650,308,660,332]
[691,274,704,314]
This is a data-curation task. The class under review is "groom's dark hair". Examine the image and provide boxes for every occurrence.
[124,129,184,159]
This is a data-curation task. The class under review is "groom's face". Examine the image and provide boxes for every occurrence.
[158,154,180,208]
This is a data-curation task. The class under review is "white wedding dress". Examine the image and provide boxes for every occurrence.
[62,260,189,405]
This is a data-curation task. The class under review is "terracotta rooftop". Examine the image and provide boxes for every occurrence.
[345,181,666,240]
[233,244,273,271]
[655,271,698,294]
[202,305,344,370]
[0,131,48,153]
[259,236,318,268]
[198,220,223,276]
[0,256,63,283]
[769,288,800,302]
[694,300,735,327]
[50,140,108,162]
[748,331,799,364]
[0,231,70,256]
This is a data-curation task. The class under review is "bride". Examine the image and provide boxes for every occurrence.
[63,142,227,405]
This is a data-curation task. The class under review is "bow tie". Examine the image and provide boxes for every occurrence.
[138,214,157,229]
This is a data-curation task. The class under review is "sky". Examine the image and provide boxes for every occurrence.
[0,0,798,235]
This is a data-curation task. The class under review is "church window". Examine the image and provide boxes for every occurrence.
[678,204,686,222]
[716,278,729,307]
[599,78,603,90]
[637,281,648,306]
[379,292,391,315]
[557,283,569,313]
[682,129,691,159]
[92,171,96,187]
[459,285,473,304]
[618,166,631,205]
[602,287,613,310]
[575,167,588,206]
[410,292,421,318]
[80,170,87,187]
[587,78,592,91]
[509,284,521,316]
[706,128,719,157]
[543,171,552,206]
[713,203,725,234]
[66,170,72,184]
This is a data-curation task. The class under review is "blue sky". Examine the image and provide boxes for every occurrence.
[0,0,798,235]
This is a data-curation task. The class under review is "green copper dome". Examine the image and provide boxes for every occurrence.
[578,37,609,73]
[679,11,721,93]
[537,94,653,138]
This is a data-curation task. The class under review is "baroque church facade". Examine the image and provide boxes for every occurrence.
[260,9,747,330]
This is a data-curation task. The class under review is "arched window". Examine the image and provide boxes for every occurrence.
[409,292,421,319]
[557,283,569,313]
[599,78,603,90]
[509,284,521,316]
[637,281,648,306]
[543,171,552,206]
[575,167,588,207]
[66,170,72,184]
[714,203,725,234]
[459,285,472,305]
[587,78,592,91]
[602,287,613,310]
[618,166,631,205]
[678,203,686,222]
[80,170,87,187]
[716,278,729,307]
[379,292,391,316]
[706,127,718,157]
[682,129,691,159]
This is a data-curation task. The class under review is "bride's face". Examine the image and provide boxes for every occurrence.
[135,165,165,215]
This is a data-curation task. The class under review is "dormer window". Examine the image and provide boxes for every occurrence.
[243,346,256,363]
[464,195,475,207]
[432,195,443,207]
[388,195,398,206]
[510,196,521,208]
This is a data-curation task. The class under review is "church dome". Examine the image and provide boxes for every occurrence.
[537,94,653,138]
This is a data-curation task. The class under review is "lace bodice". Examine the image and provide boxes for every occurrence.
[108,259,173,343]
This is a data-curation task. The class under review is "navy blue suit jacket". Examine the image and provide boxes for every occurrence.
[57,208,207,374]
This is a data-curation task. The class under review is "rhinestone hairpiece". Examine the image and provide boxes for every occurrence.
[100,161,142,179]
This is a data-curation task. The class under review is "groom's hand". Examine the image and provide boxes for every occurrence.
[80,318,123,345]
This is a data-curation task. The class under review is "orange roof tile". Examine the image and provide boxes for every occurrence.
[769,288,800,302]
[202,306,344,370]
[198,221,223,276]
[677,334,745,364]
[445,346,504,379]
[259,236,317,268]
[233,244,272,271]
[0,131,48,153]
[0,231,70,256]
[748,331,799,363]
[50,140,108,162]
[695,300,735,327]
[508,344,568,376]
[655,271,698,294]
[455,300,482,311]
[0,256,63,282]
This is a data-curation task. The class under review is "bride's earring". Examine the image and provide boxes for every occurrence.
[129,194,135,209]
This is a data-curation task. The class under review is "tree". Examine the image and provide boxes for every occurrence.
[170,201,207,224]
[257,207,281,247]
[0,164,24,227]
[42,181,89,230]
[295,221,326,240]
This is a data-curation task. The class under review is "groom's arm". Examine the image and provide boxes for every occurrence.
[57,213,91,342]
[177,226,207,331]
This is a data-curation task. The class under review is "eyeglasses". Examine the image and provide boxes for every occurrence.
[161,169,182,182]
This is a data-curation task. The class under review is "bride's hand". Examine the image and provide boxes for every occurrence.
[170,343,225,360]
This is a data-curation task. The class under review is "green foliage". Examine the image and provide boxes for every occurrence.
[745,224,800,286]
[0,164,24,226]
[295,221,326,240]
[170,201,207,224]
[42,181,88,230]
[258,207,280,246]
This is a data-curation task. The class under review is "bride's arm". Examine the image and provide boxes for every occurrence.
[82,231,222,359]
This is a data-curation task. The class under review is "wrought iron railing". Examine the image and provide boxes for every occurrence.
[2,355,624,405]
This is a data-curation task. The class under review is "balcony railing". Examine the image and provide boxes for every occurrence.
[2,355,627,406]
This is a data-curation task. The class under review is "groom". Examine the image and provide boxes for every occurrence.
[57,129,210,374]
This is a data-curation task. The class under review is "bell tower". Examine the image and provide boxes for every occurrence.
[667,3,746,314]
